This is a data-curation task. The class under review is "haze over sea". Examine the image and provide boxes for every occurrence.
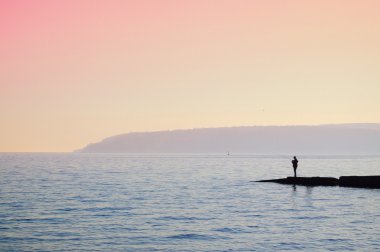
[1,153,379,251]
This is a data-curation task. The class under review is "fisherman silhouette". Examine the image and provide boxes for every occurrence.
[292,156,298,177]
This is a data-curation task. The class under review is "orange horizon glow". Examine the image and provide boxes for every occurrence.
[1,0,380,152]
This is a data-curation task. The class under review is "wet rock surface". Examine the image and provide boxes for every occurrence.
[257,177,339,186]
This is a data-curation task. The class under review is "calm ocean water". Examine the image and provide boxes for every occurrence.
[0,153,379,251]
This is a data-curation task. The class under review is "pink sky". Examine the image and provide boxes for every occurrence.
[1,0,380,152]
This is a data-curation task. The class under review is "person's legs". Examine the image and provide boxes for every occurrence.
[294,168,297,177]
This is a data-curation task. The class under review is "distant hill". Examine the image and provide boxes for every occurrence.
[76,124,380,154]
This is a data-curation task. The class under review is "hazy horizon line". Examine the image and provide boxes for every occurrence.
[3,122,380,153]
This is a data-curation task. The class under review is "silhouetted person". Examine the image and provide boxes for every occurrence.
[292,156,298,177]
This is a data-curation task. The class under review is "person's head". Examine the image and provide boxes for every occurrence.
[293,156,296,159]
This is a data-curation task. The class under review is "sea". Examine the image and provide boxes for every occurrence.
[0,153,379,251]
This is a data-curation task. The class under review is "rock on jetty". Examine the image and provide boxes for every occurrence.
[256,176,380,189]
[339,176,380,189]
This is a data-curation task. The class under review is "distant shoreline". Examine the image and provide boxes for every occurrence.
[76,124,380,154]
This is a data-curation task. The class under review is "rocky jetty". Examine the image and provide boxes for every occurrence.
[256,176,380,189]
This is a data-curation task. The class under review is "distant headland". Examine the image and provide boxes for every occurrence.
[76,123,380,154]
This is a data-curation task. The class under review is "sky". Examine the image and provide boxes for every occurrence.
[1,0,380,152]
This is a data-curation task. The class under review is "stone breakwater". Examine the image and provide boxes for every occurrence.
[256,176,380,189]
